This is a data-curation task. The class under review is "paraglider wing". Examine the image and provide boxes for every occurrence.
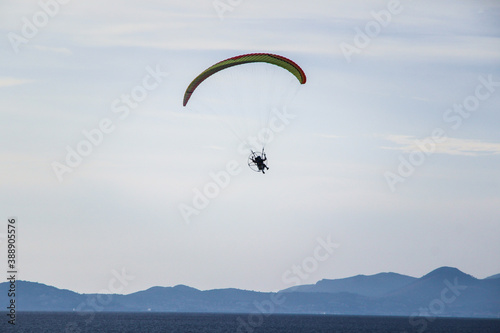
[183,53,306,106]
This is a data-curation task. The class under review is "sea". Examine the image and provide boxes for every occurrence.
[1,312,499,333]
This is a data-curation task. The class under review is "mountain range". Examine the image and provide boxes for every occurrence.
[2,267,499,318]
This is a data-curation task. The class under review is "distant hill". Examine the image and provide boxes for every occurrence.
[1,267,499,318]
[281,272,416,297]
[3,281,83,311]
[485,273,500,280]
[378,267,500,316]
[384,267,477,300]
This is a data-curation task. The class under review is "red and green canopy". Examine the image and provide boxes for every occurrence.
[183,53,306,106]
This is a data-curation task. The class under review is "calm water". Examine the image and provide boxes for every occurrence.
[1,312,499,333]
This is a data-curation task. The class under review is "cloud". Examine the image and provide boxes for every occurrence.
[0,77,34,88]
[31,45,73,55]
[3,0,496,60]
[203,145,226,150]
[381,135,500,156]
[314,133,345,139]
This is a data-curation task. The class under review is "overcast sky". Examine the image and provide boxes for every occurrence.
[1,0,499,294]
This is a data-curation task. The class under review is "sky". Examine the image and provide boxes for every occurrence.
[1,0,499,294]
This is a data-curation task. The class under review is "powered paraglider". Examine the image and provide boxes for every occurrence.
[182,53,306,173]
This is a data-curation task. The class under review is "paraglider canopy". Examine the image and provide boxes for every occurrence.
[183,53,306,106]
